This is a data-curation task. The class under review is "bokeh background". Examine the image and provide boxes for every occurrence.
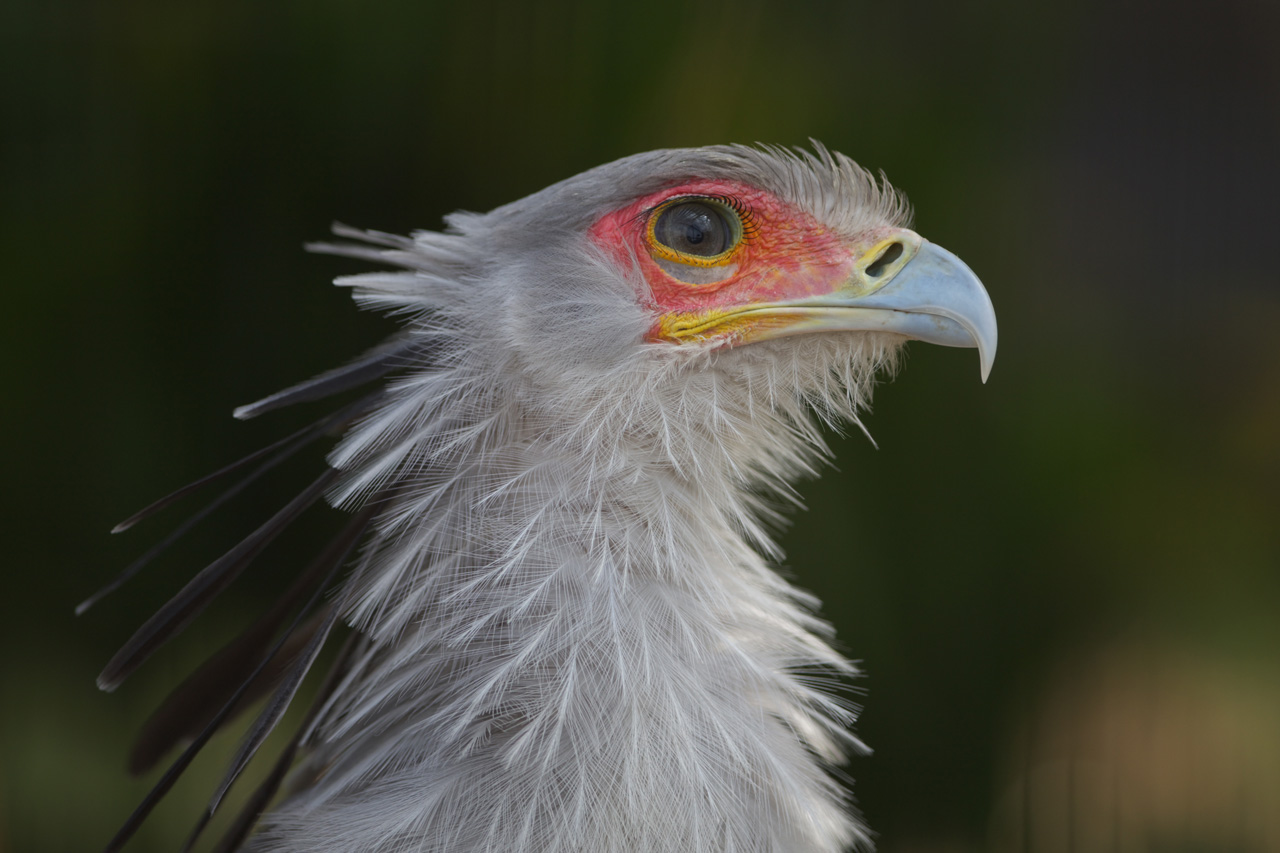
[3,1,1278,851]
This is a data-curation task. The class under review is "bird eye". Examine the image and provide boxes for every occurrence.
[648,198,743,267]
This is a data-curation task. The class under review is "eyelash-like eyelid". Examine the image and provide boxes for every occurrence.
[632,192,760,250]
[640,194,759,239]
[711,194,758,238]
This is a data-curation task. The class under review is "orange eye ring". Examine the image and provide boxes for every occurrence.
[645,196,745,268]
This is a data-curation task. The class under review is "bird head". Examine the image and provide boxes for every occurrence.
[326,144,995,497]
[591,173,995,377]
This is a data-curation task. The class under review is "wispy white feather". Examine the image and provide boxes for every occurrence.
[239,145,912,853]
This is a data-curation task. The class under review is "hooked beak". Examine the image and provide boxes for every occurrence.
[813,239,999,382]
[661,235,999,382]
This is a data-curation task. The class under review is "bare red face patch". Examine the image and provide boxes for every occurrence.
[588,180,859,341]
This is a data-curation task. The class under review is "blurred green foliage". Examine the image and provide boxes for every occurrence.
[2,0,1277,850]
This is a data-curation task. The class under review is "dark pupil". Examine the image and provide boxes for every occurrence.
[655,202,730,257]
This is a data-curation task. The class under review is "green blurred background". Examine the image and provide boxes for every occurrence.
[3,1,1278,851]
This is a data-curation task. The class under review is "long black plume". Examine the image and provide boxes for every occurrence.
[208,631,363,853]
[232,336,421,421]
[97,467,340,692]
[104,507,375,853]
[79,393,380,616]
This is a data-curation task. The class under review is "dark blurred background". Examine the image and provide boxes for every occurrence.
[3,1,1278,851]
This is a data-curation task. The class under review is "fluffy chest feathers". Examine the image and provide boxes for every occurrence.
[94,144,995,853]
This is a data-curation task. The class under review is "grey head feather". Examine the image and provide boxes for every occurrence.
[468,142,909,249]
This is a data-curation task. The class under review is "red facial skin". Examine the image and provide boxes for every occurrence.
[587,180,859,343]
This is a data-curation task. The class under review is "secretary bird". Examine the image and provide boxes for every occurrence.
[88,144,996,853]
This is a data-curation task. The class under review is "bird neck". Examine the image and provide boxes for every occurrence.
[282,359,866,852]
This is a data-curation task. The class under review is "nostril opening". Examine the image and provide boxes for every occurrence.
[865,242,904,278]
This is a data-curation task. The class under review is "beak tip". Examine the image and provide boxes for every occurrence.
[979,344,996,383]
[868,240,998,384]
